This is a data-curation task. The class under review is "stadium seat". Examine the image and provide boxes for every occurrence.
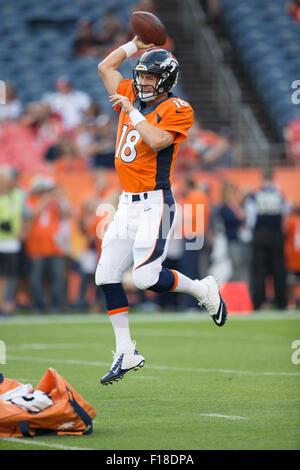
[0,0,169,119]
[220,0,299,138]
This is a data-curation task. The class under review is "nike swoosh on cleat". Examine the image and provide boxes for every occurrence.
[214,297,227,325]
[175,110,185,113]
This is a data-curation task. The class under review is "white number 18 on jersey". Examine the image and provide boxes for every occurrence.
[116,124,141,163]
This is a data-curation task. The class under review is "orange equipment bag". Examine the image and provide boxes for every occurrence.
[0,368,96,437]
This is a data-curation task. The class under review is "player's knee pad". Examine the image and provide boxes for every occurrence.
[131,264,160,291]
[95,263,121,286]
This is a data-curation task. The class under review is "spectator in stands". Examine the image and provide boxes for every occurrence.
[218,181,245,281]
[0,103,48,171]
[175,136,199,173]
[129,0,175,54]
[92,168,117,201]
[75,197,102,310]
[182,121,241,171]
[132,0,157,15]
[53,138,87,172]
[20,102,64,162]
[104,31,133,57]
[284,119,300,166]
[126,0,174,56]
[81,115,116,168]
[201,0,221,22]
[218,126,243,166]
[44,132,74,163]
[239,188,255,283]
[0,84,22,126]
[72,174,118,311]
[75,101,111,158]
[42,77,92,130]
[0,166,26,316]
[245,168,288,310]
[159,34,175,54]
[94,8,122,50]
[180,177,212,309]
[82,100,104,126]
[286,0,300,23]
[284,205,300,308]
[72,17,104,57]
[25,175,72,313]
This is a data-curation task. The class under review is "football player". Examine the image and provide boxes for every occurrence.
[96,36,227,385]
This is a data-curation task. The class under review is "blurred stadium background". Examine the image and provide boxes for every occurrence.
[0,0,300,316]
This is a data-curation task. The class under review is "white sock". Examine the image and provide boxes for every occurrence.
[172,270,208,299]
[109,311,134,354]
[172,270,194,294]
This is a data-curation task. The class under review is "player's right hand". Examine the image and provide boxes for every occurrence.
[132,35,154,50]
[109,93,134,114]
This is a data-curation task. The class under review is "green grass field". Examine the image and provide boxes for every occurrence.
[0,311,300,450]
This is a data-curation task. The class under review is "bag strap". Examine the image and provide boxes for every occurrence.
[19,420,58,437]
[19,420,35,437]
[19,388,94,437]
[66,387,93,435]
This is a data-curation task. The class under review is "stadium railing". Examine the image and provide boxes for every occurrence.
[177,0,286,167]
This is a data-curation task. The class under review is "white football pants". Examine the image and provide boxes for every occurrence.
[95,189,176,290]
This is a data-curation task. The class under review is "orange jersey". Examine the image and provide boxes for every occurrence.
[284,213,300,272]
[25,196,64,258]
[114,79,194,193]
[182,189,211,237]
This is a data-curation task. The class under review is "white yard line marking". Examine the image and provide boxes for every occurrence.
[6,326,292,353]
[200,414,248,420]
[10,343,99,351]
[7,355,107,367]
[7,327,291,352]
[130,375,157,379]
[6,355,300,377]
[1,311,299,325]
[0,437,93,450]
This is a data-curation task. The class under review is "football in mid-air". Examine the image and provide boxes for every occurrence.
[131,11,167,46]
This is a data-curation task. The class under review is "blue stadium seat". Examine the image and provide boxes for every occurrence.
[220,0,300,137]
[288,60,300,75]
[0,0,143,109]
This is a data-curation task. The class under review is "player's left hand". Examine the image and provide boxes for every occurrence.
[109,94,134,114]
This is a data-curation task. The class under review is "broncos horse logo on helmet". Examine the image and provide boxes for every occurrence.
[133,49,179,102]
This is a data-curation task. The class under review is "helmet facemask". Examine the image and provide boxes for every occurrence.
[132,49,179,102]
[133,70,162,102]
